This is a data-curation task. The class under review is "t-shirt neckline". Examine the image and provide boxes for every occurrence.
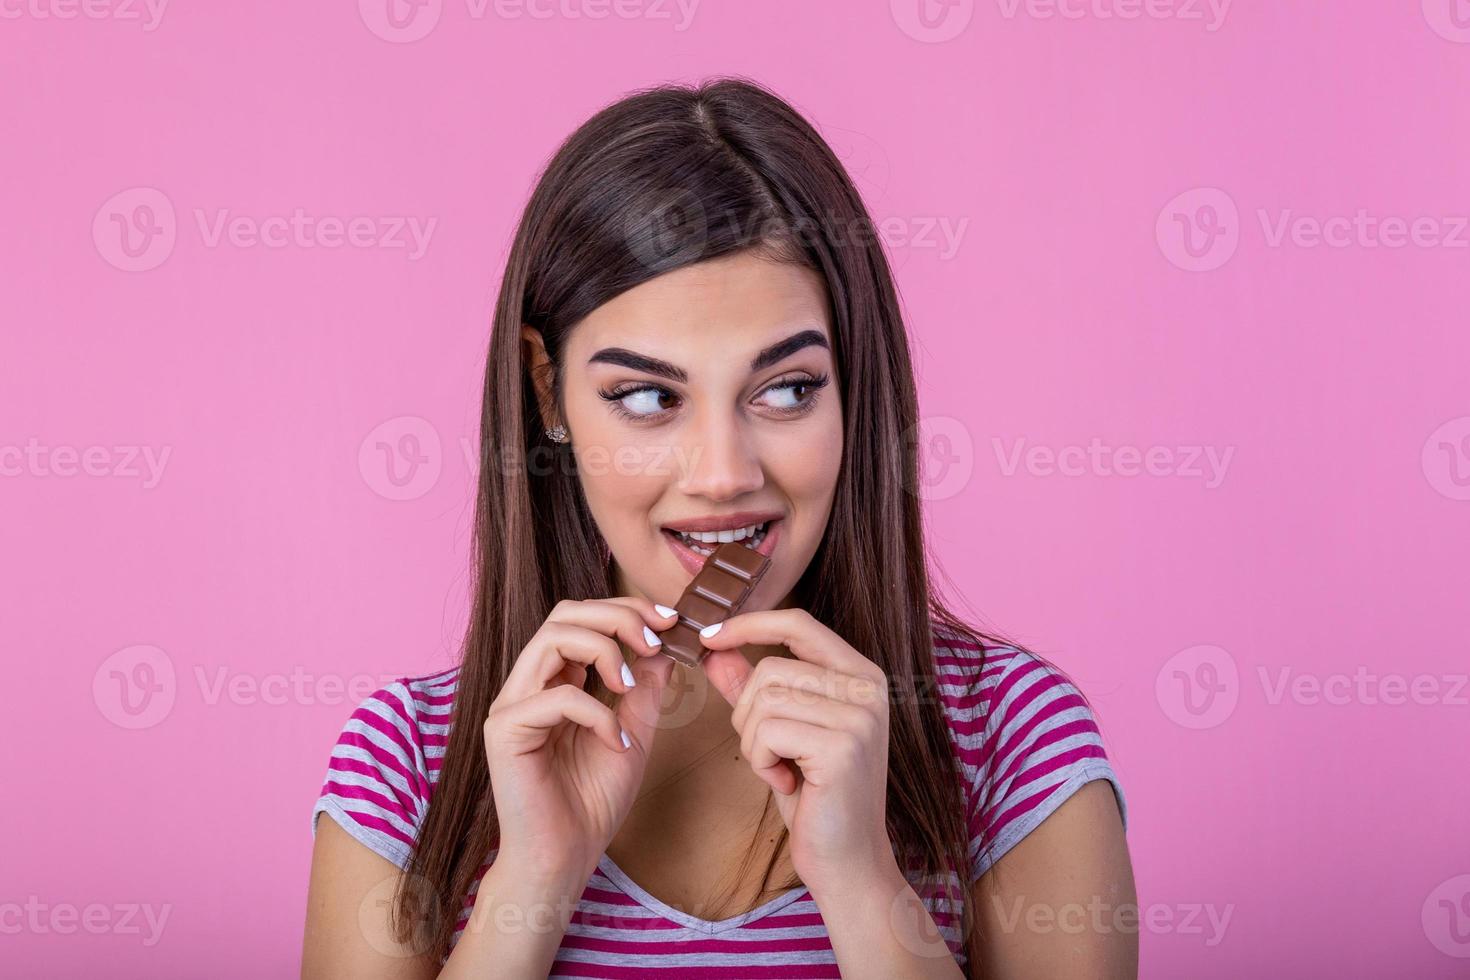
[594,854,811,936]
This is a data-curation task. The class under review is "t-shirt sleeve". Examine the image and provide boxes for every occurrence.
[960,648,1128,884]
[310,680,430,870]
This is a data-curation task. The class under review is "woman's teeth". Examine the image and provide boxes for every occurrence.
[672,522,769,556]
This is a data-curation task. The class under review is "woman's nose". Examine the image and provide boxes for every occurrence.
[676,412,764,502]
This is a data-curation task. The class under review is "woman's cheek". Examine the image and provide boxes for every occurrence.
[574,437,669,509]
[770,411,842,533]
[791,404,843,497]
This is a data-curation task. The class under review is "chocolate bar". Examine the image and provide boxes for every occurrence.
[660,541,769,668]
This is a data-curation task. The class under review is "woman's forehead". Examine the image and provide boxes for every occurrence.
[568,254,831,363]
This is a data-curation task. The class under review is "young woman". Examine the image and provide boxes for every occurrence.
[302,78,1134,979]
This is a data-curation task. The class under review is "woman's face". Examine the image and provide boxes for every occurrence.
[527,250,843,611]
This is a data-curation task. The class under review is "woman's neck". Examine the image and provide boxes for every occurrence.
[609,647,799,920]
[605,572,801,913]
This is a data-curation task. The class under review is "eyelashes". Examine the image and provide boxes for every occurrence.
[598,372,831,423]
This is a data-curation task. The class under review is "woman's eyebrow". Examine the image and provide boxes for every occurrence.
[586,348,688,383]
[749,329,829,372]
[587,329,830,382]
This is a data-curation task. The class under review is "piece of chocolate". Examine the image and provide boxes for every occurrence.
[661,541,769,668]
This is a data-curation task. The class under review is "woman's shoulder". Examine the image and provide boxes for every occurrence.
[356,664,461,766]
[386,664,460,793]
[926,623,1129,883]
[926,622,1097,727]
[308,664,460,869]
[400,664,462,711]
[927,623,1052,718]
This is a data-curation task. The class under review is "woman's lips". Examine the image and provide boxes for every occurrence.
[662,518,781,578]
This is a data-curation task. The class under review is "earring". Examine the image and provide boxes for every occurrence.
[546,424,568,443]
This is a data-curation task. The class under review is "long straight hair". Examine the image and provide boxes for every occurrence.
[398,76,1011,968]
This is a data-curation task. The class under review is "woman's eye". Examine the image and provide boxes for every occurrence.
[601,374,827,421]
[610,386,678,417]
[756,376,826,412]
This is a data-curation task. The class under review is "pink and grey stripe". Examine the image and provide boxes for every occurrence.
[312,635,1127,975]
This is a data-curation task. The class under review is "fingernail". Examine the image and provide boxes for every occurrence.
[620,663,636,688]
[654,604,678,618]
[642,625,662,647]
[620,727,632,750]
[699,622,722,639]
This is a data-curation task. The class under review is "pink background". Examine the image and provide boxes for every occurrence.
[3,2,1468,976]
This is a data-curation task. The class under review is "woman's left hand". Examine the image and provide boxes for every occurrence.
[699,609,895,893]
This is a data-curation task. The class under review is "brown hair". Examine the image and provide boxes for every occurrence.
[397,76,1014,969]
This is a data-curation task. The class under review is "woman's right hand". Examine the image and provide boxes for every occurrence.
[482,597,677,882]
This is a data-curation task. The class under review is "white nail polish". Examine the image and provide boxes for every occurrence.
[620,728,632,749]
[654,604,678,618]
[642,625,661,647]
[620,663,636,688]
[699,622,722,639]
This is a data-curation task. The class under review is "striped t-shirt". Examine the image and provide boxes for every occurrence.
[310,633,1128,976]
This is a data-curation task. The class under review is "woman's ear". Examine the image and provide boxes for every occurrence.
[520,325,560,433]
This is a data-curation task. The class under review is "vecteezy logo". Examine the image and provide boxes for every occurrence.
[358,416,442,500]
[359,0,442,42]
[93,187,177,272]
[642,657,708,732]
[906,415,974,501]
[1422,416,1470,501]
[890,0,974,42]
[624,186,710,274]
[1156,187,1240,272]
[359,872,440,956]
[1423,875,1470,958]
[1156,644,1238,729]
[1423,0,1470,43]
[888,881,958,957]
[826,127,892,203]
[93,645,177,729]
